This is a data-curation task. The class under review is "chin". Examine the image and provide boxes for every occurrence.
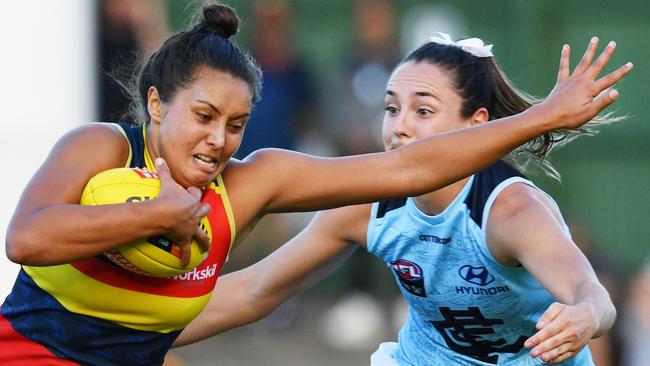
[192,173,218,188]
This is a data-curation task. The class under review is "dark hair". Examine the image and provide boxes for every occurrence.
[402,39,617,180]
[131,4,262,123]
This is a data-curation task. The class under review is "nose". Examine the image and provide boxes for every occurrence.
[206,125,225,150]
[391,112,410,138]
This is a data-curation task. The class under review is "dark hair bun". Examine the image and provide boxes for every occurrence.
[201,4,239,39]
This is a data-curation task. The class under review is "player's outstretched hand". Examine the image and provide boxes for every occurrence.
[539,37,633,130]
[155,157,211,266]
[524,302,596,364]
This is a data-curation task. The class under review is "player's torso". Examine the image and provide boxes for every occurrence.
[1,123,236,365]
[366,162,593,366]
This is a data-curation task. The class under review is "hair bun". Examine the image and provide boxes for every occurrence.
[201,4,239,39]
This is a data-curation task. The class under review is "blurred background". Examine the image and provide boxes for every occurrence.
[0,0,648,365]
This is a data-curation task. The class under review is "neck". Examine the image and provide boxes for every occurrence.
[412,177,471,216]
[145,124,160,162]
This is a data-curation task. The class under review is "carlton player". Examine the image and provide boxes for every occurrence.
[175,34,631,365]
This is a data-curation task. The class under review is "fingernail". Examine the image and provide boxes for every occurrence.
[591,36,598,43]
[609,89,619,100]
[155,158,164,167]
[531,348,539,357]
[626,62,634,68]
[608,41,616,48]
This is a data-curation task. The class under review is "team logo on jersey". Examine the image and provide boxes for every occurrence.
[431,307,526,364]
[456,265,509,296]
[458,265,494,286]
[390,259,426,297]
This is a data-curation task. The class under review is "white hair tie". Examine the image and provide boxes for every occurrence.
[428,32,493,58]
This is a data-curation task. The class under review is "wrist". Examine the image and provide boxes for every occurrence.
[524,103,558,134]
[575,301,599,334]
[141,197,174,234]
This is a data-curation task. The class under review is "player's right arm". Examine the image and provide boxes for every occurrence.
[172,203,371,347]
[5,123,207,266]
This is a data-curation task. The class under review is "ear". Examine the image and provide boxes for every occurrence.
[147,86,163,125]
[469,107,490,126]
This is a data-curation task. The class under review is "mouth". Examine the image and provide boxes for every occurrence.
[192,154,218,173]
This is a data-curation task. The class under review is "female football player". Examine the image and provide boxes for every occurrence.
[174,33,630,365]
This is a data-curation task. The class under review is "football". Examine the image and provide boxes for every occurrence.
[80,167,210,277]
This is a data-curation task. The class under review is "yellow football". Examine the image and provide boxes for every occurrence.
[80,167,210,277]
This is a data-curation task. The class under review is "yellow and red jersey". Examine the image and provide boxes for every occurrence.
[0,123,236,365]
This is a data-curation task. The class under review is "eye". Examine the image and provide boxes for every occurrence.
[417,108,434,117]
[196,112,211,122]
[385,105,399,116]
[228,121,246,133]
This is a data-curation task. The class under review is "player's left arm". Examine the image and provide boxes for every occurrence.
[486,183,615,364]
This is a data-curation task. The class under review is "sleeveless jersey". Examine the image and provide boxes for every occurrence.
[0,123,236,365]
[366,161,593,366]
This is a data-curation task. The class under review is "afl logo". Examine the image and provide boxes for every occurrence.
[458,265,494,286]
[391,259,423,281]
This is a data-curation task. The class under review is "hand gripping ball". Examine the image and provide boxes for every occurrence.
[80,167,210,276]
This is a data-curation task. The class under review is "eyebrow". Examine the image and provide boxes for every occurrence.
[196,99,250,120]
[415,91,439,100]
[197,99,220,113]
[385,90,441,101]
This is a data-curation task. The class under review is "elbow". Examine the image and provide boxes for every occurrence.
[6,230,29,264]
[244,273,286,320]
[245,283,277,320]
[5,224,42,265]
[605,297,617,330]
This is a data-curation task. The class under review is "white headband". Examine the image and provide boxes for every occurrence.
[428,32,493,58]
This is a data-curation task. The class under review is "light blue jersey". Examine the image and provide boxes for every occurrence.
[366,161,593,365]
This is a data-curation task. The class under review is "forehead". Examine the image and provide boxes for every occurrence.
[386,61,456,97]
[180,67,252,107]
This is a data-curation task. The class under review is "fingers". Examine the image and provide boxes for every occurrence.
[541,342,576,364]
[573,37,599,75]
[589,89,620,115]
[586,40,616,78]
[155,157,172,184]
[186,185,203,199]
[179,241,191,267]
[547,346,578,364]
[525,303,565,349]
[527,302,594,364]
[194,224,211,252]
[197,203,211,218]
[537,302,565,330]
[596,62,634,91]
[529,326,568,358]
[556,44,571,83]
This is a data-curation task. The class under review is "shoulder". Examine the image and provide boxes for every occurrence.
[486,182,566,265]
[489,182,561,222]
[465,161,526,227]
[50,122,130,170]
[59,122,128,149]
